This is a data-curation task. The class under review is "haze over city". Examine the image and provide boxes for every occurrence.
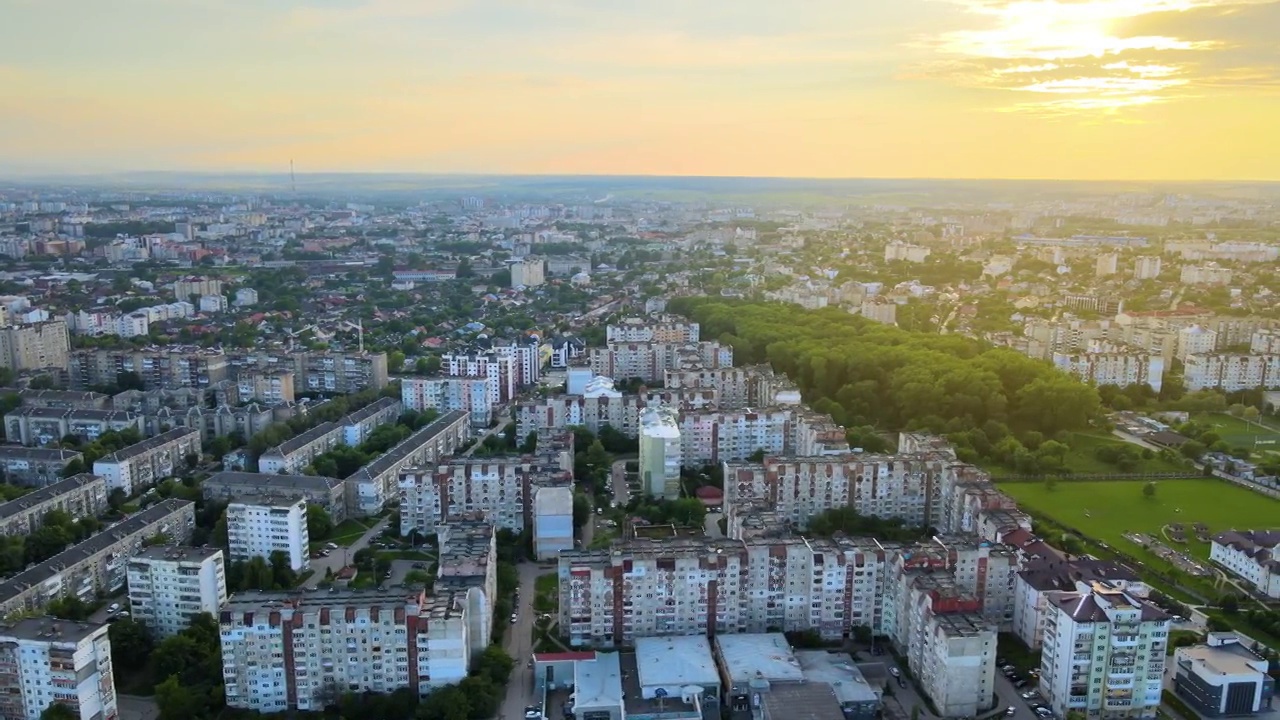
[3,0,1279,179]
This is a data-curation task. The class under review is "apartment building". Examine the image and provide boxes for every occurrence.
[236,370,295,405]
[515,394,644,442]
[4,407,143,446]
[204,470,347,523]
[219,588,473,713]
[18,389,110,411]
[861,298,899,325]
[1178,325,1219,362]
[1039,584,1170,720]
[173,277,223,299]
[1013,559,1148,649]
[0,473,106,538]
[589,341,732,383]
[436,521,498,651]
[0,446,83,487]
[227,496,309,571]
[345,410,470,516]
[1184,354,1280,392]
[678,408,794,466]
[533,485,573,560]
[491,337,542,386]
[1180,265,1234,285]
[1251,330,1280,355]
[0,320,70,371]
[92,427,202,495]
[439,351,518,401]
[290,350,389,393]
[68,347,230,391]
[792,410,851,456]
[400,376,495,427]
[126,545,228,638]
[338,397,402,446]
[639,405,682,499]
[509,256,546,287]
[398,453,572,536]
[1052,352,1165,393]
[0,499,195,616]
[255,398,400,475]
[606,317,700,344]
[1209,531,1280,599]
[548,336,586,368]
[885,242,931,263]
[661,366,768,409]
[723,453,970,531]
[0,618,117,720]
[1133,256,1162,280]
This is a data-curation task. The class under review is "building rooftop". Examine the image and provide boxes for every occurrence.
[634,635,720,691]
[18,389,109,405]
[716,634,805,685]
[97,427,199,463]
[1018,558,1141,593]
[575,651,624,709]
[0,499,193,606]
[0,446,82,461]
[760,683,847,720]
[1178,642,1270,677]
[204,471,343,494]
[264,421,339,458]
[347,410,468,481]
[222,587,428,615]
[534,485,573,515]
[338,397,400,427]
[130,545,223,564]
[794,651,881,706]
[0,616,105,644]
[0,473,102,523]
[9,407,136,422]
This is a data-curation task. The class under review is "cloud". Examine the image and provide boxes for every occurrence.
[915,0,1280,115]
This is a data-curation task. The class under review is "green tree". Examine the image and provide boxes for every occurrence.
[108,618,155,673]
[520,431,538,454]
[572,493,593,530]
[1143,481,1157,499]
[154,675,207,720]
[474,645,514,685]
[307,504,334,541]
[39,704,79,720]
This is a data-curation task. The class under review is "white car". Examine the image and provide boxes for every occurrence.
[107,603,121,614]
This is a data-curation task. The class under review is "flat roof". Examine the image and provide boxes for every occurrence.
[130,545,223,564]
[715,634,804,684]
[760,683,845,720]
[222,587,426,614]
[0,473,102,522]
[575,651,624,708]
[97,427,198,462]
[634,635,719,690]
[794,651,880,705]
[0,616,105,644]
[1178,643,1269,677]
[534,485,573,515]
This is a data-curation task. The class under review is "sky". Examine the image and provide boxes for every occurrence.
[1,0,1278,180]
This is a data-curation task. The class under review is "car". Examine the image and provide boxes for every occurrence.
[510,614,518,624]
[1014,680,1027,688]
[117,611,130,617]
[107,603,121,614]
[1021,691,1038,699]
[1006,707,1016,716]
[997,657,1008,665]
[1034,709,1052,718]
[1029,668,1040,677]
[888,667,900,678]
[326,543,338,550]
[1000,664,1016,672]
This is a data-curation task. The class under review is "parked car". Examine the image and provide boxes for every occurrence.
[510,613,518,624]
[107,603,121,614]
[1006,707,1016,716]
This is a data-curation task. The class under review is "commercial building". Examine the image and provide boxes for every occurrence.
[606,317,700,344]
[203,471,347,523]
[509,256,546,288]
[1209,530,1280,598]
[0,446,83,487]
[639,405,682,499]
[4,407,142,447]
[219,588,473,713]
[0,320,70,372]
[1173,633,1275,716]
[400,376,495,427]
[0,499,195,616]
[715,634,805,704]
[0,473,107,538]
[345,410,470,516]
[633,636,721,703]
[533,485,574,560]
[0,618,117,720]
[398,453,572,536]
[794,650,882,720]
[1039,584,1170,720]
[92,427,202,494]
[126,546,228,638]
[227,496,310,571]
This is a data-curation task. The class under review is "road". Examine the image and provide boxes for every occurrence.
[465,417,513,457]
[609,459,631,507]
[498,562,543,720]
[302,516,390,589]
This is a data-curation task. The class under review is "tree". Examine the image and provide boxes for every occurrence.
[1181,440,1207,460]
[474,645,514,685]
[520,431,538,454]
[1143,481,1157,499]
[107,487,127,511]
[154,675,207,720]
[269,550,297,588]
[108,618,155,673]
[572,493,593,531]
[307,504,334,541]
[39,704,78,720]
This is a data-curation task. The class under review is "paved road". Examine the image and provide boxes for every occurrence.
[303,516,390,589]
[465,417,513,457]
[498,562,543,720]
[609,459,631,507]
[118,695,159,720]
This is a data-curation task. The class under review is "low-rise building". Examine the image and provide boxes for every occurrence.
[0,499,195,616]
[633,636,721,703]
[92,427,202,494]
[0,446,83,487]
[1210,530,1280,598]
[4,407,142,446]
[1173,633,1275,716]
[0,473,107,538]
[203,471,347,523]
[126,545,228,638]
[715,633,805,705]
[794,650,882,720]
[227,496,310,572]
[0,618,117,720]
[256,398,401,474]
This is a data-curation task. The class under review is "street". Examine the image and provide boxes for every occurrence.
[465,417,513,457]
[609,458,630,507]
[497,562,543,720]
[302,516,390,589]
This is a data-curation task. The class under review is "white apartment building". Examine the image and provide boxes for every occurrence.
[401,376,495,427]
[126,545,228,638]
[1180,265,1234,285]
[533,486,573,560]
[233,288,258,307]
[1096,253,1119,277]
[0,473,106,537]
[589,341,732,383]
[439,351,518,401]
[1012,560,1149,650]
[639,405,682,499]
[885,242,931,263]
[1250,329,1280,355]
[92,427,202,495]
[219,588,473,713]
[436,521,498,652]
[1039,584,1170,720]
[679,408,793,466]
[198,295,229,313]
[345,411,471,517]
[1209,531,1280,599]
[173,277,223,299]
[515,394,644,441]
[1052,352,1164,393]
[1133,256,1162,280]
[0,618,117,720]
[509,256,546,288]
[663,366,768,409]
[1177,325,1218,362]
[1184,354,1280,392]
[398,455,572,537]
[256,398,401,474]
[226,497,310,571]
[606,317,700,344]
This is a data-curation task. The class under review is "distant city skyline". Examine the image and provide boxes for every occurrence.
[2,0,1278,180]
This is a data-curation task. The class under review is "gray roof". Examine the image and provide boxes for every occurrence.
[716,633,805,684]
[0,446,82,462]
[794,651,880,705]
[8,407,136,422]
[221,587,424,615]
[265,421,338,457]
[1017,558,1141,593]
[0,499,193,606]
[760,683,846,720]
[339,397,400,426]
[96,427,199,463]
[0,473,102,523]
[634,636,719,689]
[18,389,109,405]
[204,471,343,494]
[0,616,106,644]
[346,411,467,482]
[131,545,223,564]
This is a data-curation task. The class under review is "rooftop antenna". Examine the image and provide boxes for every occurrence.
[290,159,297,195]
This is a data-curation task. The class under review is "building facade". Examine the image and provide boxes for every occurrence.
[0,618,117,720]
[126,546,228,638]
[227,497,310,572]
[401,376,495,428]
[0,473,107,538]
[92,427,202,495]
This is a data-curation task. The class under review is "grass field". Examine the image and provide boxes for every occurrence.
[1000,478,1280,563]
[983,432,1189,477]
[1193,413,1280,453]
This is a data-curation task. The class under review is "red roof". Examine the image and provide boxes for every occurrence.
[695,486,724,500]
[533,651,596,662]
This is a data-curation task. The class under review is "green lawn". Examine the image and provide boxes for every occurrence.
[326,518,372,546]
[1193,413,1280,452]
[984,432,1189,477]
[1000,478,1280,564]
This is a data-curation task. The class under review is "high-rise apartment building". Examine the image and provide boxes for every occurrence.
[401,376,495,427]
[509,256,546,288]
[126,546,228,638]
[1133,256,1162,280]
[226,497,310,571]
[0,320,70,371]
[1039,584,1170,720]
[439,351,518,401]
[606,317,700,344]
[398,454,572,537]
[235,370,295,404]
[589,341,732,383]
[0,618,118,720]
[638,405,681,498]
[1052,352,1165,393]
[69,347,230,391]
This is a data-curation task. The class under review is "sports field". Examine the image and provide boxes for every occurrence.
[999,478,1280,562]
[1193,413,1280,454]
